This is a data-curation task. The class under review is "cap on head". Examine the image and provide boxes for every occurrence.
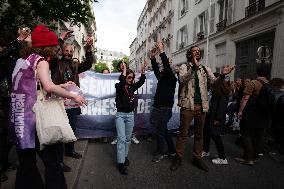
[31,25,58,47]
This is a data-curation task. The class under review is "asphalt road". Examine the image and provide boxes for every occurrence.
[76,135,284,189]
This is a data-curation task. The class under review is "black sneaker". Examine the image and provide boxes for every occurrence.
[65,151,82,159]
[124,157,130,166]
[117,163,128,175]
[60,162,72,172]
[192,158,209,172]
[170,155,182,171]
[152,154,164,163]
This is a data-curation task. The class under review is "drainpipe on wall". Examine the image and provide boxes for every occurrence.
[206,0,212,66]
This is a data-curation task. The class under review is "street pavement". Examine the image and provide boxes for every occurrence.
[75,135,284,189]
[1,140,88,189]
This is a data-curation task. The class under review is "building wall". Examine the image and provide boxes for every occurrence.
[173,0,283,79]
[95,48,126,71]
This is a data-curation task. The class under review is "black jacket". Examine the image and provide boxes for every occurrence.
[50,52,94,86]
[115,74,146,113]
[0,39,23,97]
[151,52,177,108]
[208,89,229,134]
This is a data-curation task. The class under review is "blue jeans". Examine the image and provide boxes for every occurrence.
[150,107,175,155]
[115,112,134,163]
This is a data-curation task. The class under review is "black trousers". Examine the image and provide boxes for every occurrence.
[15,142,67,189]
[0,97,12,171]
[203,115,226,159]
[241,126,265,161]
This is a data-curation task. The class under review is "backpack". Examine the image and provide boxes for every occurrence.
[253,79,275,114]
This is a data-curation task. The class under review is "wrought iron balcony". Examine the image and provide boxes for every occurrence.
[216,19,227,32]
[197,31,204,40]
[245,0,265,17]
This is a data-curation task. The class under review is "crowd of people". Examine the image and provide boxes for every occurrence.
[0,25,284,189]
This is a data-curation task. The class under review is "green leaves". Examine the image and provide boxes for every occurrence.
[94,61,109,73]
[0,0,95,39]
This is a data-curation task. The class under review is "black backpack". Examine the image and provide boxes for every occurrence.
[253,79,275,114]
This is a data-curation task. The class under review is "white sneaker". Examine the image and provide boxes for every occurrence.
[131,136,140,144]
[111,138,117,145]
[201,151,210,157]
[212,158,228,165]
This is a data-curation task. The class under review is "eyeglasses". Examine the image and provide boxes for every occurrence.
[127,76,134,80]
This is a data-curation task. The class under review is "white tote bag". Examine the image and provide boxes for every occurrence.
[33,85,77,149]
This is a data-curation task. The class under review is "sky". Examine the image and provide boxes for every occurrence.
[93,0,147,56]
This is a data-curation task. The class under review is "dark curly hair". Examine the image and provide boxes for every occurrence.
[186,45,201,63]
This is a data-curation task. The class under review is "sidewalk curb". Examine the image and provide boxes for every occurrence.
[64,139,89,189]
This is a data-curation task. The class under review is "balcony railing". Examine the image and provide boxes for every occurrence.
[216,19,227,32]
[245,0,265,17]
[197,31,204,40]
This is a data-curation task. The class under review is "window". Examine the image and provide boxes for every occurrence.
[180,0,188,17]
[176,25,188,50]
[218,0,228,22]
[210,3,216,33]
[197,10,208,38]
[215,42,226,69]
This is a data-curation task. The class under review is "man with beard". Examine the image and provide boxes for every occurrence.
[50,38,95,162]
[170,46,234,172]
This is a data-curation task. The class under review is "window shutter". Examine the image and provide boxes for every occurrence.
[176,31,179,50]
[185,0,189,11]
[204,9,209,36]
[193,17,197,42]
[185,25,188,45]
[227,0,233,25]
[210,3,215,33]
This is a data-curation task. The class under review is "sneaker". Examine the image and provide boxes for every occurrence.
[164,152,176,157]
[152,154,164,163]
[111,138,117,145]
[60,162,72,172]
[170,155,182,171]
[131,136,140,144]
[212,158,228,165]
[192,158,209,172]
[234,157,254,166]
[201,151,210,157]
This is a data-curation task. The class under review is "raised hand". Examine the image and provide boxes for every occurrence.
[222,65,235,75]
[18,27,31,41]
[149,48,158,59]
[141,59,148,74]
[60,30,74,41]
[85,36,94,47]
[156,40,164,54]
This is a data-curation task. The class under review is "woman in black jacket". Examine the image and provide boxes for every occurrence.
[115,62,146,175]
[203,74,231,164]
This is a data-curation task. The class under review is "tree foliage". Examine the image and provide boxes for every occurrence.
[94,61,109,73]
[0,0,95,39]
[112,56,130,72]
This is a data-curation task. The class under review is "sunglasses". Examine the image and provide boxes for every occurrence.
[127,76,134,80]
